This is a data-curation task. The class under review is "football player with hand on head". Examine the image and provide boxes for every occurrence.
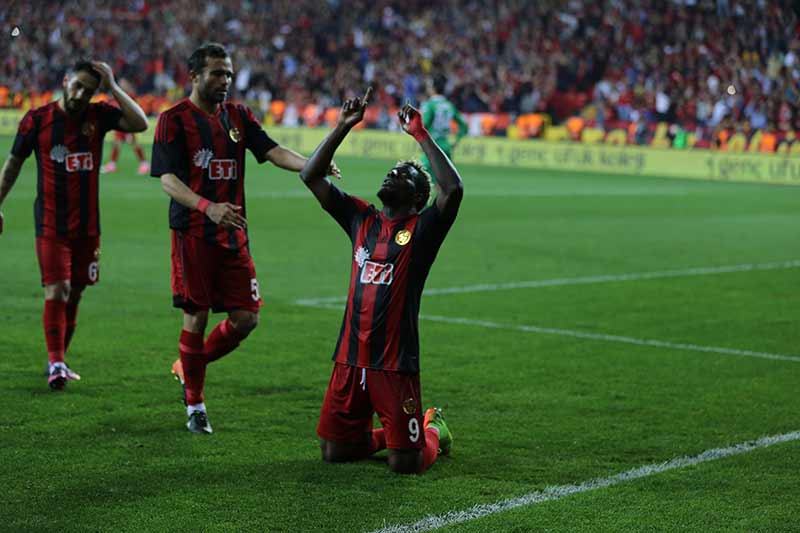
[152,42,339,434]
[0,59,147,390]
[300,87,463,474]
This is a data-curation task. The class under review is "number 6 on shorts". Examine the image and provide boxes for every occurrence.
[250,278,261,301]
[88,261,99,283]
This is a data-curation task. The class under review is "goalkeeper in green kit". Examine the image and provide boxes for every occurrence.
[421,75,467,194]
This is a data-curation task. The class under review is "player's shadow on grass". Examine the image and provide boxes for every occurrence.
[47,454,431,520]
[236,383,320,397]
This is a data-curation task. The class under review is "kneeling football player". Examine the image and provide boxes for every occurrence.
[300,87,463,474]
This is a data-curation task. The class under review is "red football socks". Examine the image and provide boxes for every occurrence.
[370,428,387,454]
[64,300,79,351]
[110,144,120,163]
[421,427,440,471]
[179,330,206,405]
[43,299,66,363]
[134,146,145,161]
[205,319,246,363]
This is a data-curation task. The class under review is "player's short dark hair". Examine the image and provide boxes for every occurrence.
[71,59,101,83]
[433,75,447,95]
[399,160,431,211]
[188,42,229,74]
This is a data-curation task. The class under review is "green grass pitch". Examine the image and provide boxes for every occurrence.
[1,134,799,531]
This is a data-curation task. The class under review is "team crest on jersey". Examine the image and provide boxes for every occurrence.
[81,121,96,137]
[193,148,214,169]
[209,159,237,180]
[229,127,241,143]
[395,229,412,246]
[402,397,417,415]
[49,145,68,163]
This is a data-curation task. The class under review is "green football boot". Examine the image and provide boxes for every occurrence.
[424,407,452,455]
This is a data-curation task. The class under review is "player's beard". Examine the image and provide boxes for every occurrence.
[202,84,227,104]
[65,98,86,114]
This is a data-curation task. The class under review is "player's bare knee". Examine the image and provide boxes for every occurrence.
[45,281,71,302]
[183,311,208,334]
[230,311,258,336]
[387,450,423,474]
[319,439,328,460]
[321,447,338,463]
[320,440,345,463]
[69,285,86,303]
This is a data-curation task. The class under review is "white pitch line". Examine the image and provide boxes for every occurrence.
[294,259,800,306]
[423,259,800,296]
[421,315,800,363]
[296,305,800,363]
[370,430,800,533]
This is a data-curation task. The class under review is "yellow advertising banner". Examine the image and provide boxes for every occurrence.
[1,110,797,185]
[267,127,800,185]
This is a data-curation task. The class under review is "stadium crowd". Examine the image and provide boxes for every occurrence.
[2,0,799,146]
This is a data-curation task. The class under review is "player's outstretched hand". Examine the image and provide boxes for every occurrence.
[91,61,116,91]
[206,202,247,230]
[327,160,342,180]
[398,103,427,141]
[338,87,372,129]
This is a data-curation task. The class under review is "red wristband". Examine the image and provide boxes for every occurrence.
[196,197,211,213]
[412,128,430,143]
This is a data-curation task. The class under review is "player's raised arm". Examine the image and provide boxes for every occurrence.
[299,87,371,209]
[398,104,463,214]
[0,154,26,235]
[91,61,147,133]
[262,144,342,178]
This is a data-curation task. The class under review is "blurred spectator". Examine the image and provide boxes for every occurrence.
[0,0,797,146]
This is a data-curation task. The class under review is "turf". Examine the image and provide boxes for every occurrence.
[1,135,799,532]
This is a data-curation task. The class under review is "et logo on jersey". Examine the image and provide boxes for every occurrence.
[354,246,394,285]
[208,159,237,180]
[65,152,94,172]
[360,260,394,285]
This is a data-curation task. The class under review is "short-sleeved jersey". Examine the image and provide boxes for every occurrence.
[150,99,277,250]
[11,101,123,238]
[323,185,459,374]
[421,95,467,151]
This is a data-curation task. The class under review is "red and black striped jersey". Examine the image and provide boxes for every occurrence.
[324,185,459,374]
[150,98,277,250]
[11,101,123,238]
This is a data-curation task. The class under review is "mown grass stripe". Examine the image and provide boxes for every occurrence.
[295,260,800,305]
[371,431,800,533]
